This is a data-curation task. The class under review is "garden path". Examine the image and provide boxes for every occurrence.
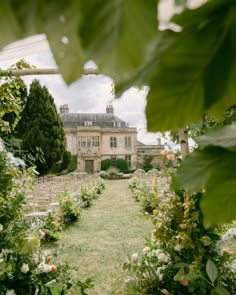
[55,179,153,294]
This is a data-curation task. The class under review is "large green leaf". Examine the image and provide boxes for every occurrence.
[206,259,217,283]
[146,1,236,131]
[172,0,234,27]
[172,147,225,191]
[197,123,236,151]
[173,124,236,226]
[42,1,85,84]
[79,0,158,83]
[0,0,21,48]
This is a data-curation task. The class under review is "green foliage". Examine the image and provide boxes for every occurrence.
[0,152,76,294]
[115,158,128,171]
[129,176,160,213]
[125,178,236,294]
[4,136,46,167]
[67,155,77,173]
[0,77,26,135]
[101,159,112,171]
[40,212,62,242]
[18,79,66,174]
[173,123,236,226]
[59,192,81,224]
[60,150,72,171]
[101,158,128,171]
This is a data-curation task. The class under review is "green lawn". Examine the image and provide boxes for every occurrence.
[54,179,153,294]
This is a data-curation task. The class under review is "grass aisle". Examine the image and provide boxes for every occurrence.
[55,179,153,294]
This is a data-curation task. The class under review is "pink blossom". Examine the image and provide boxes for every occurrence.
[161,150,168,155]
[161,289,170,295]
[167,154,175,161]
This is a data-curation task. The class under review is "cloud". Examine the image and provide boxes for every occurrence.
[0,37,168,145]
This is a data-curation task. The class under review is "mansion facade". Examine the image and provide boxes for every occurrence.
[60,104,137,173]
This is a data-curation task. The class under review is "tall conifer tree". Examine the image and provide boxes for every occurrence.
[20,79,65,174]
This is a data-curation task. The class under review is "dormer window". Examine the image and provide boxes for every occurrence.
[85,121,92,126]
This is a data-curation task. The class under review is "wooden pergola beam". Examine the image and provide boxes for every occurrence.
[0,68,99,77]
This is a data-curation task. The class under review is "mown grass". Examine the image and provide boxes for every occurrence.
[53,179,153,294]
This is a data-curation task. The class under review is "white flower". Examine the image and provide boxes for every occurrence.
[21,263,29,273]
[174,244,182,252]
[0,224,3,232]
[159,273,164,281]
[156,266,162,275]
[131,253,139,262]
[158,252,169,263]
[38,229,45,239]
[38,263,51,273]
[143,247,151,254]
[6,290,16,295]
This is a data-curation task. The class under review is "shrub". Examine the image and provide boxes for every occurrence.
[59,192,81,224]
[99,170,108,179]
[40,211,62,241]
[60,150,72,171]
[116,158,128,171]
[107,166,119,177]
[67,155,77,172]
[0,152,77,294]
[101,159,113,171]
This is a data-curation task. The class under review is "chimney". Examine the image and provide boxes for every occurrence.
[106,104,114,114]
[59,104,69,115]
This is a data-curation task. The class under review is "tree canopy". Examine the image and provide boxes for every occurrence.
[18,79,65,174]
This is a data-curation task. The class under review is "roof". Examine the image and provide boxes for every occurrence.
[61,112,129,128]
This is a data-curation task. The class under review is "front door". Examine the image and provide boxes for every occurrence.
[85,160,94,174]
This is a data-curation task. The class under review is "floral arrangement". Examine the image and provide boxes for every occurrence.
[59,192,81,224]
[0,152,96,294]
[129,176,160,213]
[125,177,236,294]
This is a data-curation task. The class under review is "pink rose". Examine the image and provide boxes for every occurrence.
[167,154,175,161]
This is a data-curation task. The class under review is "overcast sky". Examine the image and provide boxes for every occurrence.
[0,0,204,146]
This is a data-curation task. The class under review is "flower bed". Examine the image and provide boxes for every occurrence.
[0,152,104,294]
[126,176,236,294]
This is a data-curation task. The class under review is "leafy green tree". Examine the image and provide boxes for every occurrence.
[19,79,65,174]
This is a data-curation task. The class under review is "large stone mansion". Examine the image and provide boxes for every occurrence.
[60,104,138,173]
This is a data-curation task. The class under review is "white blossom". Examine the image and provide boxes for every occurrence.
[6,290,16,295]
[131,253,139,262]
[0,224,3,232]
[174,244,182,252]
[158,252,169,263]
[21,263,29,273]
[38,263,51,273]
[143,247,151,254]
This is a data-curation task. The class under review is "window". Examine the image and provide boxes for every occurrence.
[125,155,131,167]
[78,136,100,147]
[110,137,117,148]
[125,136,131,148]
[87,136,92,147]
[92,136,100,147]
[85,121,92,126]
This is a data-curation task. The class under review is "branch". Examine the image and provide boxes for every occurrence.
[0,68,99,77]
